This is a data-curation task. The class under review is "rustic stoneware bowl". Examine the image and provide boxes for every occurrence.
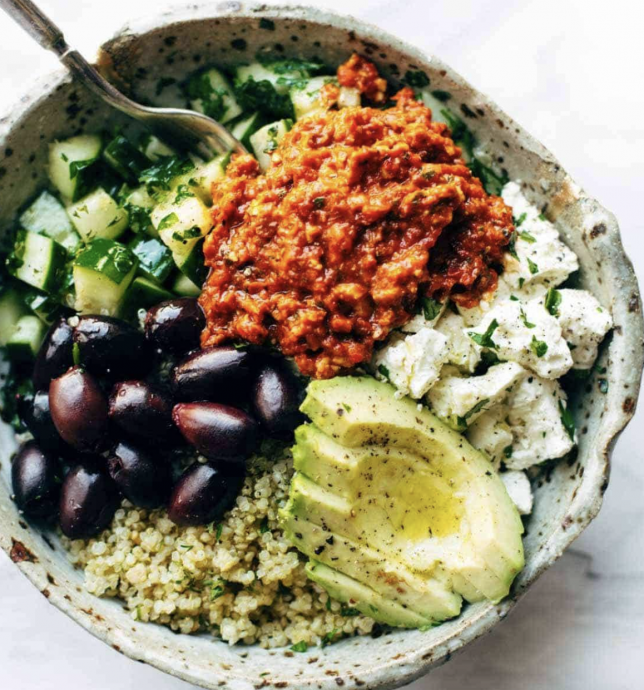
[0,3,642,689]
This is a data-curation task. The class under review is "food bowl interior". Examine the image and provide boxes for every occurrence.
[0,5,641,690]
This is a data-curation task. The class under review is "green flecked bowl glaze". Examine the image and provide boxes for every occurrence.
[0,4,642,689]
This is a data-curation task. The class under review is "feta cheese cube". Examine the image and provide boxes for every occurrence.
[505,375,575,469]
[374,327,449,399]
[501,181,578,291]
[435,311,481,373]
[401,297,446,333]
[468,299,573,379]
[466,405,513,468]
[500,470,533,515]
[427,361,526,429]
[555,289,613,369]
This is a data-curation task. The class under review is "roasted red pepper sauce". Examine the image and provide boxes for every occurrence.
[200,56,513,379]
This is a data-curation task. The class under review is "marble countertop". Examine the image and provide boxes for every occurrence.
[1,0,642,688]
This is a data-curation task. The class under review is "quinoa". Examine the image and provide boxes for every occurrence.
[63,447,375,648]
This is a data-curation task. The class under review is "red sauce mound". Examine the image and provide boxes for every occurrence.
[200,66,513,379]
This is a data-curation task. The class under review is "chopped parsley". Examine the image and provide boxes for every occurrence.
[174,184,195,204]
[185,71,229,121]
[158,212,178,231]
[514,212,527,227]
[421,297,443,321]
[520,308,535,328]
[342,403,352,413]
[530,335,548,358]
[321,629,340,647]
[140,156,195,193]
[526,257,539,275]
[559,400,576,440]
[290,641,308,652]
[469,319,499,349]
[259,517,270,534]
[72,341,81,366]
[503,445,513,459]
[340,606,361,617]
[457,398,490,428]
[518,230,536,243]
[377,364,390,379]
[544,287,562,316]
[312,196,325,209]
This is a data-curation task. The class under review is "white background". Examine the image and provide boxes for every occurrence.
[1,1,643,689]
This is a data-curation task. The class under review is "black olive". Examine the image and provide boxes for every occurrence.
[11,441,61,518]
[59,460,120,539]
[32,317,73,390]
[49,367,109,452]
[145,298,205,355]
[172,346,253,402]
[108,381,175,444]
[168,462,245,526]
[252,360,305,437]
[73,315,148,379]
[107,441,172,509]
[172,402,258,461]
[17,390,67,454]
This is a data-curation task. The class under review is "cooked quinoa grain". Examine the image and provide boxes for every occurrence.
[63,449,375,647]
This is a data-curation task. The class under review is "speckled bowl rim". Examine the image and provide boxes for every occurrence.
[0,3,642,690]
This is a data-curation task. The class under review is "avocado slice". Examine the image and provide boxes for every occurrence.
[280,376,525,628]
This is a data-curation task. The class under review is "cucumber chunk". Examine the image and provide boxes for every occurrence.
[186,68,243,124]
[171,272,201,297]
[230,112,265,149]
[173,238,207,287]
[250,120,292,171]
[128,235,174,284]
[123,185,156,236]
[0,287,28,345]
[8,229,67,293]
[140,135,175,162]
[119,276,173,321]
[49,134,102,201]
[171,154,229,205]
[290,76,335,120]
[73,239,138,315]
[66,188,129,242]
[19,191,80,253]
[103,134,151,185]
[6,315,46,361]
[23,289,65,324]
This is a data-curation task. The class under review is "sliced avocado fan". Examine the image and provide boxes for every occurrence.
[279,376,525,629]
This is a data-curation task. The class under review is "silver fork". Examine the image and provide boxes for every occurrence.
[0,0,247,159]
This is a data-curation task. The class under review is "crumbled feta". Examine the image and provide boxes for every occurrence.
[427,362,526,429]
[401,298,446,333]
[505,375,575,469]
[500,470,533,515]
[501,182,578,291]
[466,404,513,468]
[374,328,449,398]
[468,299,573,379]
[554,289,613,369]
[435,310,482,373]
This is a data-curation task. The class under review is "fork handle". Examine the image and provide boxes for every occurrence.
[0,0,68,54]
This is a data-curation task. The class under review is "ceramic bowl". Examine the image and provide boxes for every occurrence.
[0,4,642,689]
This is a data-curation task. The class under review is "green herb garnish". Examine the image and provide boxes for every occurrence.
[559,401,575,440]
[530,335,548,358]
[290,641,308,653]
[544,288,562,317]
[421,297,442,321]
[469,319,499,349]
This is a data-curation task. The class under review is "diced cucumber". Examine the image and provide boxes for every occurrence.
[23,289,64,324]
[66,188,129,242]
[48,134,102,202]
[172,154,230,205]
[250,120,292,171]
[103,134,151,185]
[418,90,452,127]
[290,76,335,119]
[123,185,156,236]
[128,235,174,284]
[7,229,67,293]
[19,191,80,253]
[119,276,173,321]
[173,238,207,286]
[171,272,201,297]
[73,239,138,315]
[230,112,265,149]
[186,68,243,124]
[5,315,46,361]
[0,287,28,345]
[140,135,175,162]
[234,61,317,96]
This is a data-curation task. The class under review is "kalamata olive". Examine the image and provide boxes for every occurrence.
[252,360,305,437]
[11,441,61,518]
[172,346,253,402]
[108,381,175,444]
[49,367,109,452]
[173,402,258,461]
[168,462,245,526]
[107,441,171,509]
[145,298,205,355]
[32,317,73,389]
[17,390,67,453]
[74,315,148,379]
[59,460,120,539]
